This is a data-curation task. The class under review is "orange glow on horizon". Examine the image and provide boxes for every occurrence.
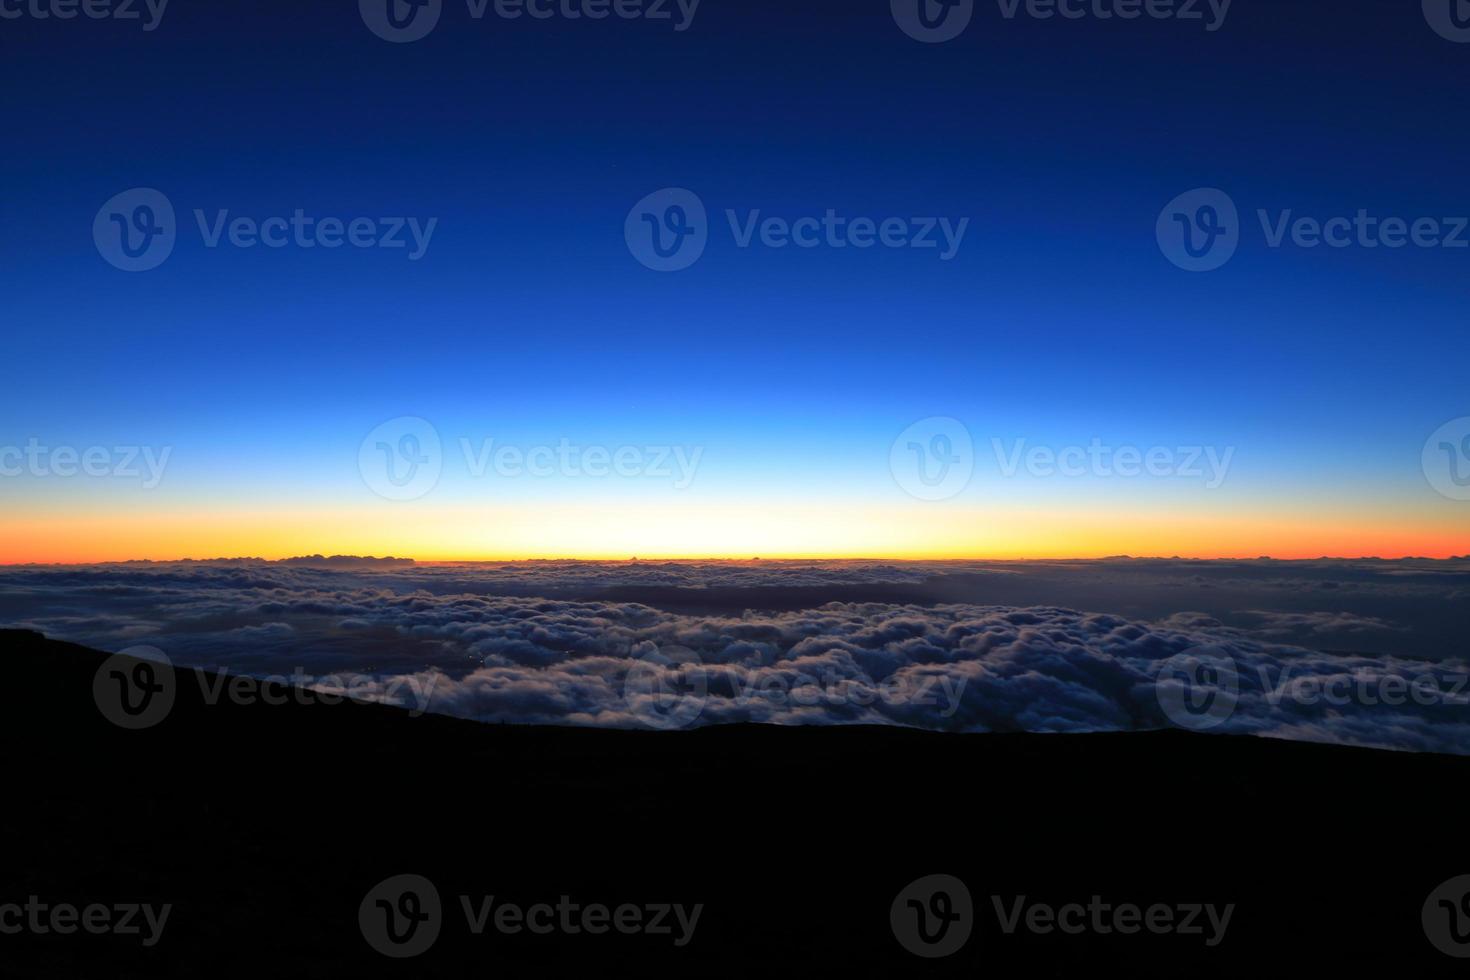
[1,499,1464,564]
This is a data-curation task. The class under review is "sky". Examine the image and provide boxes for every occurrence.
[3,0,1469,562]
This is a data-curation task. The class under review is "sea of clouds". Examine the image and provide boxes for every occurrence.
[1,558,1467,753]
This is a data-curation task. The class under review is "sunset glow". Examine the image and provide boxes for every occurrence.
[2,496,1464,564]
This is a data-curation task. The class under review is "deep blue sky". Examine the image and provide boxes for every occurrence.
[3,0,1469,559]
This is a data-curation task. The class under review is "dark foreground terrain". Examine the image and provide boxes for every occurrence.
[2,628,1467,977]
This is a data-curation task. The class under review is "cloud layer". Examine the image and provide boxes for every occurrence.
[1,559,1467,753]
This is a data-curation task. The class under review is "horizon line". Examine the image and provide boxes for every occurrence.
[3,552,1467,567]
